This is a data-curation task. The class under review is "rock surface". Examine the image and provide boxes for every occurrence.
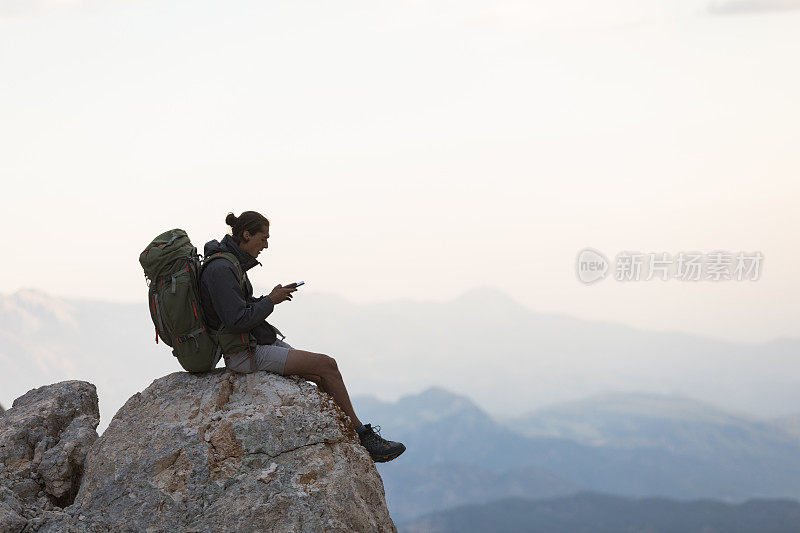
[0,381,99,533]
[40,369,396,532]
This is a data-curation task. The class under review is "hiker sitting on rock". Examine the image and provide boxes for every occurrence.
[199,210,406,463]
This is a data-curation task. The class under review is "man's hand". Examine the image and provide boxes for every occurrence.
[268,284,296,305]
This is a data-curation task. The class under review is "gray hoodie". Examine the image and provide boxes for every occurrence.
[199,234,278,345]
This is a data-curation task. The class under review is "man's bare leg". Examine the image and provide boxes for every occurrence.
[284,350,361,428]
[285,349,406,462]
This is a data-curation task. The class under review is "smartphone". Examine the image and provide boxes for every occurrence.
[293,281,305,288]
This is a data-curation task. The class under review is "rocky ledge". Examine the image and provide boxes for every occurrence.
[0,371,395,532]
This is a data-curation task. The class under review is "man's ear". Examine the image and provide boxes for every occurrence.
[242,231,250,242]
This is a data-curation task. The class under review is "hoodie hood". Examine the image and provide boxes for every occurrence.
[203,234,262,272]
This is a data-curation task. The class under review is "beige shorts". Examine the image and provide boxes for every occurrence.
[224,339,293,375]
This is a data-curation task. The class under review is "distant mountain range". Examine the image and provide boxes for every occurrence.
[775,414,800,440]
[2,287,800,431]
[272,286,800,419]
[399,493,800,533]
[353,387,800,523]
[0,289,180,432]
[505,391,799,455]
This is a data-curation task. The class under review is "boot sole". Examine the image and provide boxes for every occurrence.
[372,446,406,463]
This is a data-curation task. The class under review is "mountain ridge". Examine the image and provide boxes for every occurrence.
[354,386,800,521]
[399,492,800,533]
[3,287,800,432]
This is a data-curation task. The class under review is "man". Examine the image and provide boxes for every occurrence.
[199,210,406,463]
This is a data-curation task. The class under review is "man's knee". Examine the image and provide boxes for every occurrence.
[319,354,339,376]
[285,349,339,379]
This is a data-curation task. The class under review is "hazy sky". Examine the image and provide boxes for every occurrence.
[2,0,798,342]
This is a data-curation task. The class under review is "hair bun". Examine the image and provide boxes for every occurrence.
[225,212,238,227]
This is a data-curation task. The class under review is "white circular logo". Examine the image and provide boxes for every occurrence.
[576,248,609,284]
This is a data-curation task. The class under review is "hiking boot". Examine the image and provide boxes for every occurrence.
[356,424,406,463]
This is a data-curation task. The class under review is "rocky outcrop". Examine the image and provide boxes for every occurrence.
[0,381,99,532]
[3,370,395,532]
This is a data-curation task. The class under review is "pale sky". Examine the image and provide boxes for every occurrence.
[1,0,798,342]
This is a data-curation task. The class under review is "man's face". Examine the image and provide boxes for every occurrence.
[241,226,269,258]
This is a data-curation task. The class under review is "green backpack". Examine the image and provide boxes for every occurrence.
[139,229,256,373]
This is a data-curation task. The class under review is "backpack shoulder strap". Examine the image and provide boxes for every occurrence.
[202,251,245,290]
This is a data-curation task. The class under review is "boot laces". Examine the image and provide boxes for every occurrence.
[363,425,388,446]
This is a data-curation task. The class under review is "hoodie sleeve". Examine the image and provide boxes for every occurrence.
[203,262,274,333]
